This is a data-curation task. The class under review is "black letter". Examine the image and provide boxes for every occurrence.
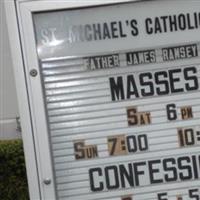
[184,67,199,91]
[163,158,178,182]
[133,162,146,186]
[127,75,139,98]
[158,193,168,200]
[89,168,104,192]
[146,18,153,34]
[105,166,120,189]
[178,156,193,180]
[119,164,134,188]
[130,19,139,36]
[189,189,200,200]
[169,69,184,93]
[109,77,125,101]
[149,160,163,184]
[155,71,170,95]
[139,73,154,96]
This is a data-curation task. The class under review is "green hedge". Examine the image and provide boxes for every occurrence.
[0,139,29,200]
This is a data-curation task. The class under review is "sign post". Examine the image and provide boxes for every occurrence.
[5,0,200,199]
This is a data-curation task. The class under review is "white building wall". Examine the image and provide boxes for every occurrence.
[0,1,21,140]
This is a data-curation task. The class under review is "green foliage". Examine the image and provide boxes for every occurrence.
[0,139,29,200]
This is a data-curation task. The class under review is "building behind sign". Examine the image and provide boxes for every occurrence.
[0,1,20,140]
